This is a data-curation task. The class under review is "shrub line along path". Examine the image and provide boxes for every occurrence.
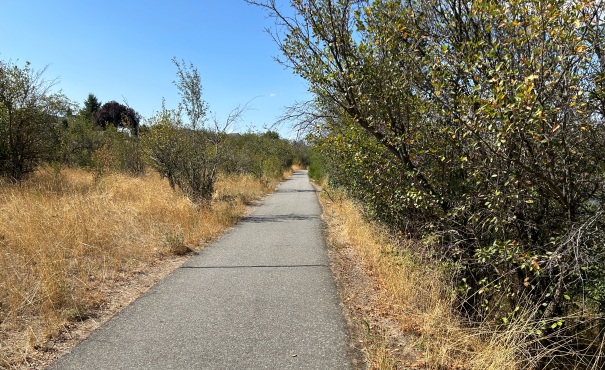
[48,170,352,370]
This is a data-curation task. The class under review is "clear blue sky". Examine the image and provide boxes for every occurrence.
[0,0,310,138]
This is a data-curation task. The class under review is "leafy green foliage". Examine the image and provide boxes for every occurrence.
[222,131,302,180]
[143,100,215,197]
[307,148,326,183]
[94,126,145,176]
[0,60,69,180]
[254,0,605,364]
[172,57,208,130]
[80,93,102,122]
[143,59,226,203]
[55,110,144,176]
[56,114,103,168]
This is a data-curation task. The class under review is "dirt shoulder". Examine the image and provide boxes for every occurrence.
[317,186,425,369]
[16,255,188,369]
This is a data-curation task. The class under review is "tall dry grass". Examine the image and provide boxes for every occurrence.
[320,190,557,369]
[0,169,276,368]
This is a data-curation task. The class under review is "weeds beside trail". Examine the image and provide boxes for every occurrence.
[0,169,281,369]
[321,190,454,368]
[321,188,596,370]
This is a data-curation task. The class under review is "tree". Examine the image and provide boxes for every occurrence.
[93,100,140,135]
[0,60,68,180]
[80,93,102,122]
[172,57,208,130]
[143,100,185,190]
[252,0,605,364]
[144,59,243,202]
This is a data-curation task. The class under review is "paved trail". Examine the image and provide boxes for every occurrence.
[49,170,351,370]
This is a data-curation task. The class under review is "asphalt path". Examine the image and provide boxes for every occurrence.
[48,170,351,370]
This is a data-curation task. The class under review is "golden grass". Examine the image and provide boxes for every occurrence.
[0,169,277,368]
[321,190,529,370]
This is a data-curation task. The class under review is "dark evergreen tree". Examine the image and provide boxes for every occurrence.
[80,93,102,122]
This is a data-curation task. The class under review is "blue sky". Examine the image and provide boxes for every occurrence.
[0,0,310,137]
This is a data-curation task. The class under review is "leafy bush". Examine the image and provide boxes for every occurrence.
[143,59,227,202]
[307,147,326,183]
[221,131,300,180]
[143,102,219,200]
[254,0,605,365]
[0,60,69,180]
[57,115,101,168]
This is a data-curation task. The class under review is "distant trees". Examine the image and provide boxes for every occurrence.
[93,101,140,135]
[80,93,102,122]
[0,60,68,180]
[0,56,307,198]
[143,58,309,202]
[222,130,299,179]
[55,94,146,174]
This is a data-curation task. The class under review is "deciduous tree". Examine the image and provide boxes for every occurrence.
[93,100,140,135]
[144,59,243,202]
[251,0,605,364]
[0,60,68,180]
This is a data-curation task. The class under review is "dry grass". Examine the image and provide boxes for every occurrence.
[320,189,539,370]
[0,169,278,369]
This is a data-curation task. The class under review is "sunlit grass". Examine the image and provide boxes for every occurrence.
[321,190,531,369]
[0,168,279,367]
